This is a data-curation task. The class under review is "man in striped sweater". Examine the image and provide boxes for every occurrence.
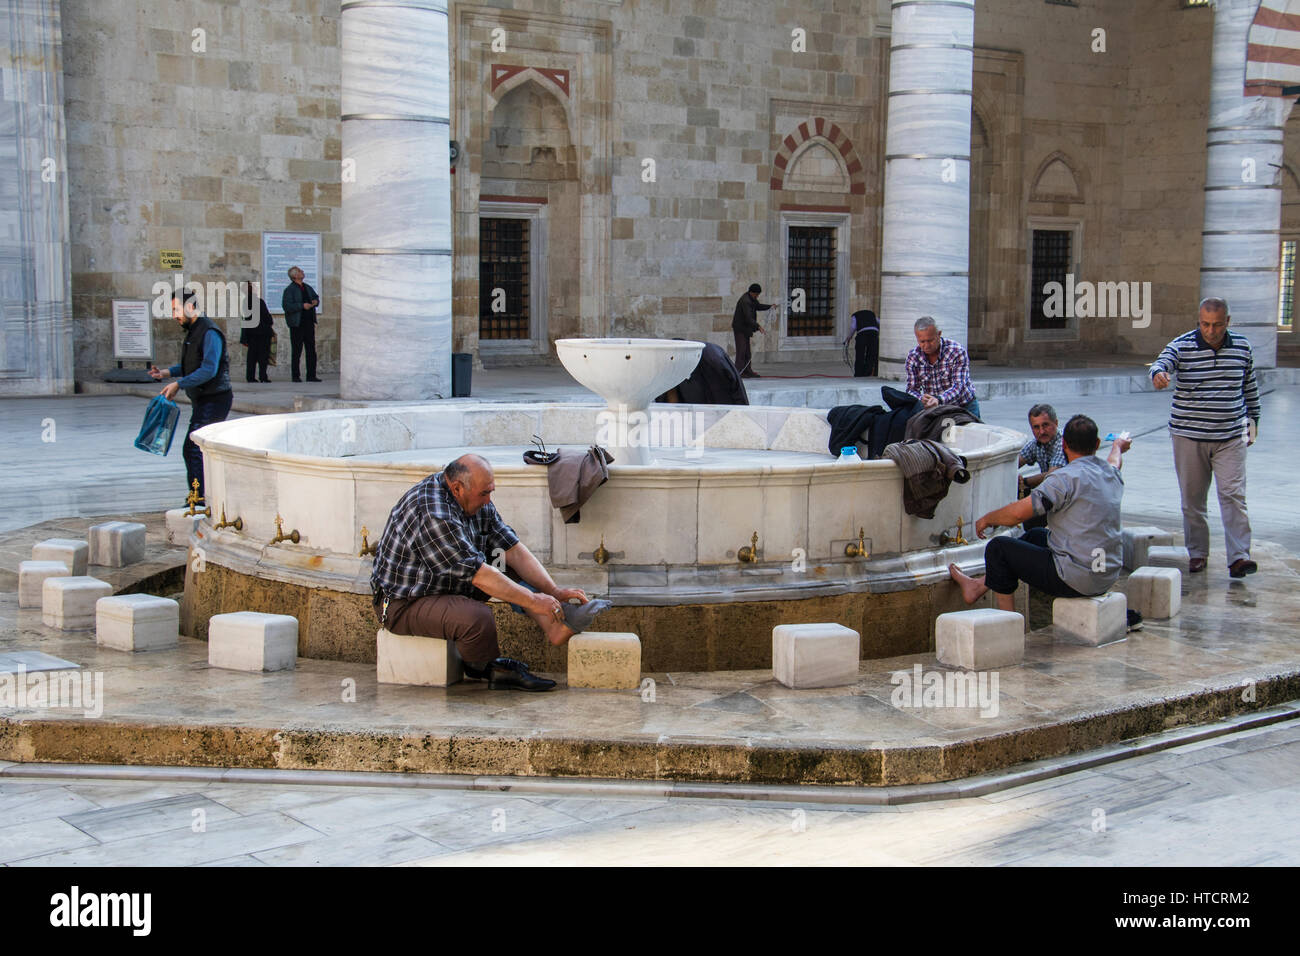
[1150,297,1261,578]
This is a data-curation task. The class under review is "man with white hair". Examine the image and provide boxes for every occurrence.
[1150,296,1261,578]
[903,316,980,419]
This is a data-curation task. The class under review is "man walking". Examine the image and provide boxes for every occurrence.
[149,289,233,504]
[281,266,321,383]
[731,282,771,378]
[1151,296,1261,578]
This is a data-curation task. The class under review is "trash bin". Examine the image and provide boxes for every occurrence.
[451,352,472,397]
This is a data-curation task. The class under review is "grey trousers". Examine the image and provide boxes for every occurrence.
[1171,434,1251,564]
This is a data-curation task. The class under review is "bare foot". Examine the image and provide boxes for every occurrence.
[948,562,989,605]
[524,607,576,647]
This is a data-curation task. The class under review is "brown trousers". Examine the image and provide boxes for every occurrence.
[376,592,499,665]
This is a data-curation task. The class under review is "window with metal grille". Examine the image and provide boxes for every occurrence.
[479,218,530,340]
[1030,229,1072,330]
[786,226,835,336]
[1279,240,1295,331]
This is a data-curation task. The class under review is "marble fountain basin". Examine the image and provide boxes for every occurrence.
[191,402,1024,609]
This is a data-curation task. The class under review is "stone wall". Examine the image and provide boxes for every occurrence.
[58,0,1243,385]
[62,0,342,380]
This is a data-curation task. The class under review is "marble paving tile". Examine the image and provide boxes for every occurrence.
[281,791,485,836]
[9,812,323,867]
[0,817,98,864]
[252,823,451,866]
[60,793,240,842]
[0,787,101,830]
[401,798,586,851]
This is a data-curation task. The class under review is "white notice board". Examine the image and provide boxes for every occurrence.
[112,300,153,360]
[262,231,323,314]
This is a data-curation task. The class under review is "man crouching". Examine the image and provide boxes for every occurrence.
[371,454,611,691]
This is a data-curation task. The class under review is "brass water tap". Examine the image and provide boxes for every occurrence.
[593,535,610,565]
[271,514,300,545]
[214,506,242,531]
[738,531,759,563]
[845,527,868,559]
[359,526,377,557]
[185,480,207,516]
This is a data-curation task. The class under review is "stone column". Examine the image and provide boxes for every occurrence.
[0,0,73,396]
[340,0,452,400]
[877,0,975,378]
[1200,0,1291,369]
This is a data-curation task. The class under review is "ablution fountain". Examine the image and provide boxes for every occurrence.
[184,338,1023,672]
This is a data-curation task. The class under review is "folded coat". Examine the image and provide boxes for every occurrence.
[524,445,614,524]
[904,403,981,443]
[881,439,971,518]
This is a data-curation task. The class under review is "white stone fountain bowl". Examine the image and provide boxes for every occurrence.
[555,338,705,411]
[191,401,1025,601]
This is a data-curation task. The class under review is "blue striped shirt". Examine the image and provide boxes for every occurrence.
[1150,329,1261,442]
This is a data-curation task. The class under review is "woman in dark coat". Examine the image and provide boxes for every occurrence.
[241,282,275,382]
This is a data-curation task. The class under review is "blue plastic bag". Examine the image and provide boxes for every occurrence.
[134,395,181,456]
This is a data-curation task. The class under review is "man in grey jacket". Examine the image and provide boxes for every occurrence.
[948,415,1131,611]
[281,266,320,383]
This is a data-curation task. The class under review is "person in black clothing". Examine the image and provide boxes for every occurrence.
[731,282,771,378]
[281,266,321,382]
[240,282,274,383]
[148,289,233,503]
[846,308,880,377]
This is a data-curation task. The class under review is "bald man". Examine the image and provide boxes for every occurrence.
[370,454,611,691]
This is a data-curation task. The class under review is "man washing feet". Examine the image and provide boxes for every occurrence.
[371,454,612,691]
[949,415,1131,611]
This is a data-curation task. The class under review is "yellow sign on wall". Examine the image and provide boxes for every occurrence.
[160,250,183,270]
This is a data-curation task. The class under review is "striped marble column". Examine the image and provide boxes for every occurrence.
[0,0,73,396]
[340,0,452,400]
[1200,0,1289,369]
[878,0,974,378]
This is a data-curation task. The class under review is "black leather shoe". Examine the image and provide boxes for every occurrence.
[306,376,322,382]
[1229,558,1258,578]
[292,377,302,383]
[487,657,556,691]
[462,661,490,680]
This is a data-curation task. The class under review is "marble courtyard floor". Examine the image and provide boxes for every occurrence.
[2,512,1298,788]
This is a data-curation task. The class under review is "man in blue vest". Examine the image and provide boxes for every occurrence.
[149,289,233,504]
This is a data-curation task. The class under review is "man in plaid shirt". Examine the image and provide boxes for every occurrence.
[1017,403,1067,531]
[904,316,981,419]
[371,454,610,691]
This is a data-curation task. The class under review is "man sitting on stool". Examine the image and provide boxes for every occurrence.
[370,454,611,691]
[949,415,1131,611]
[1017,402,1067,531]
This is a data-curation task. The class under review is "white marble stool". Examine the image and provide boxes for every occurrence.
[1145,546,1191,575]
[567,632,641,689]
[42,576,113,630]
[208,612,298,672]
[772,623,860,689]
[18,560,70,609]
[1125,567,1182,620]
[32,538,88,576]
[1122,526,1175,571]
[88,521,147,567]
[376,628,463,687]
[935,608,1025,670]
[1053,592,1127,646]
[96,594,179,651]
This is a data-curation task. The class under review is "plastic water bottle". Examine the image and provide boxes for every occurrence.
[837,445,861,463]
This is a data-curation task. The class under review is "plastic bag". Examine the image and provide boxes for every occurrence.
[134,395,181,456]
